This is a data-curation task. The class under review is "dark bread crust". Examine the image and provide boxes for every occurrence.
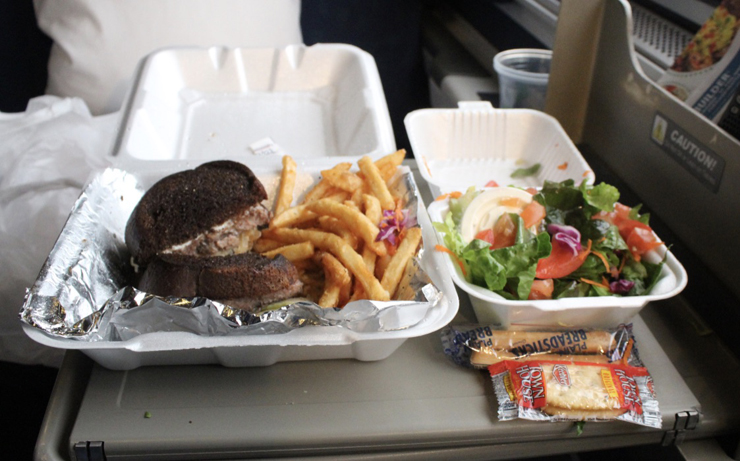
[138,252,304,310]
[126,161,267,264]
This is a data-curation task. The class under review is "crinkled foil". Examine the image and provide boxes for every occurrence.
[20,166,443,342]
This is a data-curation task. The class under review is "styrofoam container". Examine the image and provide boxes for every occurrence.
[112,44,396,163]
[23,156,459,369]
[427,198,687,329]
[21,45,459,368]
[404,101,596,198]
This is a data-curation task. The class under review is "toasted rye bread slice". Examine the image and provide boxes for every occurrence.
[137,252,303,312]
[126,160,268,265]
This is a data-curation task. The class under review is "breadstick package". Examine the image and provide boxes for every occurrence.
[489,359,661,428]
[441,324,641,368]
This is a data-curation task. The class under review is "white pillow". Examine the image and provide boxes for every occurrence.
[34,0,303,115]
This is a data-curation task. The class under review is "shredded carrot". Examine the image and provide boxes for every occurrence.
[435,191,462,201]
[591,250,611,274]
[583,170,592,177]
[394,202,405,223]
[456,260,467,276]
[500,197,526,207]
[422,156,432,178]
[579,277,610,290]
[397,227,408,242]
[617,253,628,274]
[557,162,568,170]
[435,244,467,276]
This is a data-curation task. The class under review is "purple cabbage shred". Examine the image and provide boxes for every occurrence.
[610,279,635,294]
[547,223,582,255]
[376,208,416,246]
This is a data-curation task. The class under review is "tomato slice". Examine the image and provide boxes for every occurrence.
[625,227,662,261]
[519,200,546,229]
[593,202,632,227]
[536,240,590,279]
[474,228,495,248]
[491,213,517,249]
[485,180,499,188]
[528,279,554,300]
[592,203,661,260]
[473,214,518,250]
[616,218,652,235]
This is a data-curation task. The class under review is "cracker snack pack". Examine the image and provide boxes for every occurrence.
[489,359,661,428]
[441,324,661,427]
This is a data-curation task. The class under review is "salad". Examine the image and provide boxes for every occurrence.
[433,180,666,301]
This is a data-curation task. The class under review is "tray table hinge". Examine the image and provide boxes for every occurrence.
[73,440,106,461]
[662,411,701,446]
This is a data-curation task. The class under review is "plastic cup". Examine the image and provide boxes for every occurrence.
[493,48,552,110]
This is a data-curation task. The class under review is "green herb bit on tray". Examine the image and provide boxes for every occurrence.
[511,163,541,178]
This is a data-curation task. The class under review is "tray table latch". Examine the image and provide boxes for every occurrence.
[662,410,701,446]
[73,440,106,461]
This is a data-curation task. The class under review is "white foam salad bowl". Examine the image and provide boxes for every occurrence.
[427,198,688,329]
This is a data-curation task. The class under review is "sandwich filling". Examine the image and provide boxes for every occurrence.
[163,203,271,257]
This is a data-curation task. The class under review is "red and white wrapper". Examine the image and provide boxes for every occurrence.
[489,359,661,428]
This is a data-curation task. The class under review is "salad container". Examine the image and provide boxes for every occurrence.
[426,187,688,329]
[404,101,596,198]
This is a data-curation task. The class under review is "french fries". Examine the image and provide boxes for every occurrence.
[362,194,382,225]
[268,227,390,302]
[306,199,386,256]
[261,241,315,262]
[375,148,406,182]
[274,155,297,216]
[380,227,423,298]
[321,163,364,193]
[257,149,417,308]
[358,155,395,210]
[318,252,352,308]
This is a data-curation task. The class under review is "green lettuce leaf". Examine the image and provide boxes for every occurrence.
[448,186,479,225]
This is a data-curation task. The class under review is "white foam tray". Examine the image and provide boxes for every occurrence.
[22,44,461,368]
[404,101,596,197]
[426,198,687,329]
[23,156,459,369]
[112,44,396,163]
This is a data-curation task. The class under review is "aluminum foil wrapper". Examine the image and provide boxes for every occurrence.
[20,165,443,342]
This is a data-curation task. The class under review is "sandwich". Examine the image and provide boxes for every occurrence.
[125,160,303,311]
[126,160,271,265]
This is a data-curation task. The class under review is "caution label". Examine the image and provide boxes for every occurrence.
[650,112,725,193]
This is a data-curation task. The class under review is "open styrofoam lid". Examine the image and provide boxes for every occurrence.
[112,44,396,163]
[405,101,595,195]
